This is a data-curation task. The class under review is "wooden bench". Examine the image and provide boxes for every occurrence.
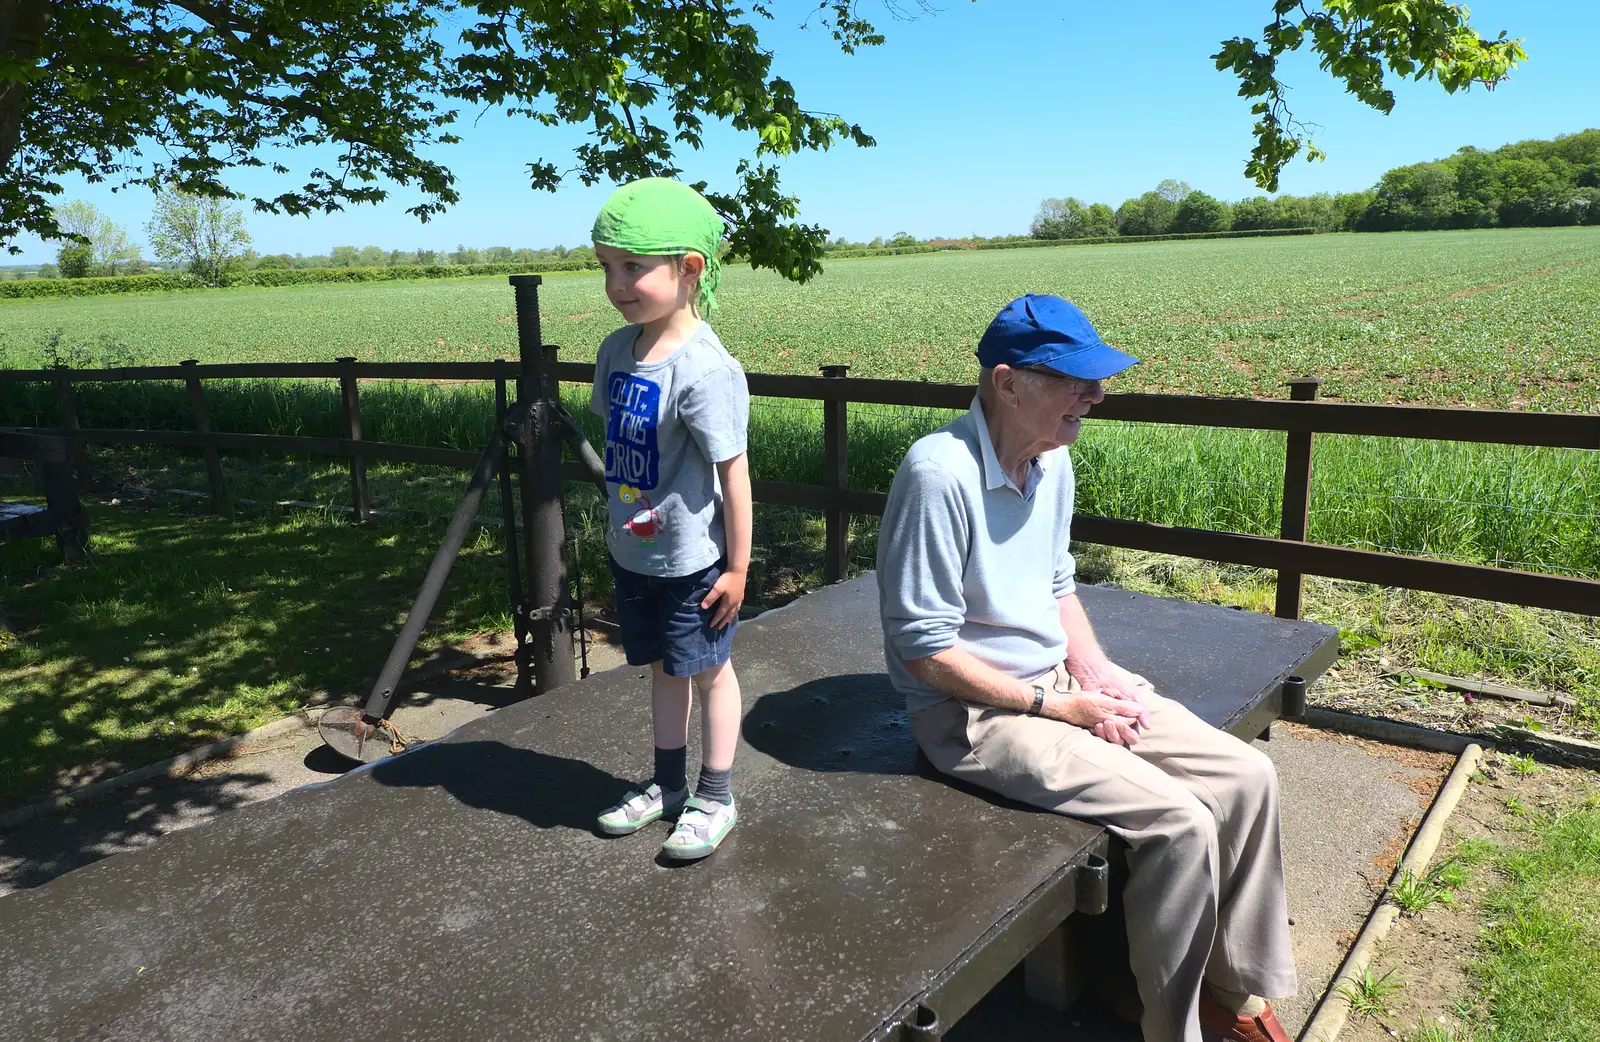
[0,574,1335,1041]
[0,427,89,563]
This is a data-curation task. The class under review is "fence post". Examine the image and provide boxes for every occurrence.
[821,364,851,584]
[41,439,90,563]
[510,274,576,695]
[179,359,230,511]
[335,356,371,522]
[50,367,92,489]
[1275,377,1321,619]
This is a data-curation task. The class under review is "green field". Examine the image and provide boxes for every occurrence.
[2,228,1597,410]
[3,229,1599,799]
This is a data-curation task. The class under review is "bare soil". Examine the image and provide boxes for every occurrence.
[1337,751,1600,1042]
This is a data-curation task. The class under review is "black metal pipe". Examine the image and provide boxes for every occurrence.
[495,369,528,687]
[510,274,575,694]
[1075,853,1110,915]
[360,421,512,720]
[552,403,606,487]
[1281,675,1308,720]
[904,1002,942,1041]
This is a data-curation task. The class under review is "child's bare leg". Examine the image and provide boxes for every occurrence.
[693,659,741,771]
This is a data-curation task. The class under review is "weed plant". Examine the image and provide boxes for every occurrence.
[1338,966,1405,1020]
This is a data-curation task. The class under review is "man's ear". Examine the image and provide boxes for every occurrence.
[992,364,1020,406]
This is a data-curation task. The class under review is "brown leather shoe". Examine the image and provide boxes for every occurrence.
[1197,989,1293,1042]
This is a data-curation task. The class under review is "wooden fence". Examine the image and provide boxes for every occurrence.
[3,359,1598,620]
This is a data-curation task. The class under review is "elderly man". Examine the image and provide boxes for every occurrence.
[876,294,1296,1042]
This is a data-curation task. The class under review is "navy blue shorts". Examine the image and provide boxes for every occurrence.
[608,556,736,677]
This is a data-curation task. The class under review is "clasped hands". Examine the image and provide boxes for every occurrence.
[1042,660,1154,747]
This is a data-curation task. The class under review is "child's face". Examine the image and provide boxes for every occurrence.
[595,244,700,325]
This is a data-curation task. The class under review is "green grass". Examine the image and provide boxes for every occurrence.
[0,497,510,805]
[1468,809,1600,1041]
[3,374,1595,579]
[2,228,1597,410]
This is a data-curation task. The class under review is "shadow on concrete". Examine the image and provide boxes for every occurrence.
[742,673,1060,817]
[301,743,360,775]
[0,770,275,895]
[368,739,632,833]
[741,672,917,774]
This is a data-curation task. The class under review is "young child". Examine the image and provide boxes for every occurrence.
[588,178,751,860]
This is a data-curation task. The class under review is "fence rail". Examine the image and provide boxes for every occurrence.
[5,358,1598,619]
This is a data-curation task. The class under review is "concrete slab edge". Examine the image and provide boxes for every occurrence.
[1303,707,1600,765]
[0,710,321,832]
[1300,708,1477,754]
[1296,743,1488,1042]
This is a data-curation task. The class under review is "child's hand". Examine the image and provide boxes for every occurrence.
[701,567,747,630]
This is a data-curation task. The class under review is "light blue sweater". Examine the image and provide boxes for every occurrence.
[876,398,1078,714]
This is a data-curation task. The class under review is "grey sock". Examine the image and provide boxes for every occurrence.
[654,746,687,793]
[695,765,733,805]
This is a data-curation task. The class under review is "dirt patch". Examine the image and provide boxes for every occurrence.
[1336,754,1600,1042]
[1161,306,1286,326]
[1444,258,1587,301]
[1324,278,1432,306]
[1368,818,1421,890]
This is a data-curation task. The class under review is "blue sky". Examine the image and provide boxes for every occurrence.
[12,0,1596,264]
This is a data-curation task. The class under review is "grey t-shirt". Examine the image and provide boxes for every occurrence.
[589,322,749,577]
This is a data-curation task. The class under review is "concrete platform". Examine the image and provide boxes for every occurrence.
[0,577,1347,1041]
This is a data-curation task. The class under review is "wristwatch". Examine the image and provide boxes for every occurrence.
[1027,684,1047,717]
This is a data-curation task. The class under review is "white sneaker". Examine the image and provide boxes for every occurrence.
[660,795,738,860]
[597,783,688,835]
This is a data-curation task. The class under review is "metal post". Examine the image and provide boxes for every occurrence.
[494,359,528,685]
[50,367,92,489]
[510,274,575,694]
[1275,378,1321,619]
[821,364,851,584]
[360,421,515,721]
[336,356,371,522]
[179,360,230,511]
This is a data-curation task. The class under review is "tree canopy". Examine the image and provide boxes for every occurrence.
[4,2,1525,276]
[1214,0,1526,190]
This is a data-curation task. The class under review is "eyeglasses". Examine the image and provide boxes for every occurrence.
[1021,367,1100,395]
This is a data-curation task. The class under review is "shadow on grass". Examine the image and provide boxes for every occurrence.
[0,494,509,809]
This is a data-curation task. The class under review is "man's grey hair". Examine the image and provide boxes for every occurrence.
[978,365,1048,408]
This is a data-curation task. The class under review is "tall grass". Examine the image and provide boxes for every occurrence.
[3,376,1596,579]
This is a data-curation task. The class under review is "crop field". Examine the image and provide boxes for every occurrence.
[2,228,1596,575]
[2,227,1597,410]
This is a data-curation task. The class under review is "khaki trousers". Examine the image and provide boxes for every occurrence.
[908,664,1297,1042]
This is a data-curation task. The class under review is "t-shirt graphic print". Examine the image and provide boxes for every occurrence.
[606,372,666,546]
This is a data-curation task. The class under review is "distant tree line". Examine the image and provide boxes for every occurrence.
[14,130,1595,285]
[1018,129,1600,244]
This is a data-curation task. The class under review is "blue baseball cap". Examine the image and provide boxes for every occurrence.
[976,294,1139,380]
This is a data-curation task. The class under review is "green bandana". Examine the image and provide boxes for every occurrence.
[591,178,725,315]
